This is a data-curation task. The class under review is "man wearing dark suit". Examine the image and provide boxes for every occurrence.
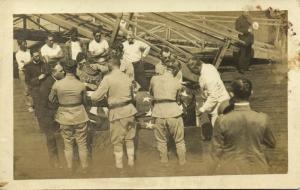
[37,63,65,168]
[24,50,48,117]
[211,78,276,174]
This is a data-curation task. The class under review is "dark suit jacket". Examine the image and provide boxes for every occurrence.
[24,61,44,89]
[211,103,276,175]
[38,75,58,118]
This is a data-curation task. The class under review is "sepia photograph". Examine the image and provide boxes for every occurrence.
[2,0,300,189]
[12,10,288,179]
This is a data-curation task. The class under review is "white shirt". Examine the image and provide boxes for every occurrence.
[122,40,150,63]
[41,43,62,58]
[198,63,230,113]
[88,39,109,62]
[15,49,31,70]
[70,41,82,60]
[120,59,134,81]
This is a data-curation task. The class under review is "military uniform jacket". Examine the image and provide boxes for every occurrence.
[211,103,276,174]
[90,69,137,122]
[49,74,89,125]
[150,71,183,118]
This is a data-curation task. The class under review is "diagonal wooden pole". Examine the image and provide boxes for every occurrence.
[109,13,123,46]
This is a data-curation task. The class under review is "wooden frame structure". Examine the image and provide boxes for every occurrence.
[13,12,284,82]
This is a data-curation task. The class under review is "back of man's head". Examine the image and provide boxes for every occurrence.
[231,78,252,101]
[63,60,77,74]
[108,55,121,70]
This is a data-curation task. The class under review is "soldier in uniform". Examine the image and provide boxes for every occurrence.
[149,60,186,165]
[49,60,90,173]
[89,55,137,169]
[211,78,276,174]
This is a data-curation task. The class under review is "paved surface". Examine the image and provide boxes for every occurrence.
[13,63,287,179]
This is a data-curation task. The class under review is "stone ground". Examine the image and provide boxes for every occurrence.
[13,62,287,179]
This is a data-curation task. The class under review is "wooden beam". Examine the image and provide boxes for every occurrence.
[170,28,203,48]
[137,25,163,38]
[163,12,243,44]
[24,15,51,33]
[212,38,231,68]
[36,14,94,39]
[147,13,224,46]
[122,17,192,58]
[109,13,123,46]
[126,13,134,30]
[22,16,27,29]
[14,27,67,42]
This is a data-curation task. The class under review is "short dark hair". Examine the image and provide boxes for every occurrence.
[110,42,124,58]
[93,28,102,37]
[230,78,252,100]
[187,54,203,73]
[63,60,77,74]
[17,40,26,46]
[76,52,86,63]
[161,47,170,53]
[30,48,40,56]
[46,33,55,41]
[69,27,78,35]
[109,55,121,67]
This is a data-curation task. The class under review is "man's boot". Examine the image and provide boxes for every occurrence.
[127,148,135,167]
[114,151,123,169]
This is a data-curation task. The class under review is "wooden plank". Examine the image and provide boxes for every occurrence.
[122,17,192,58]
[212,39,231,68]
[109,13,123,46]
[37,14,94,39]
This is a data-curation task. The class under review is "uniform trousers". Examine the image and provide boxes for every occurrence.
[110,116,136,153]
[60,122,89,169]
[154,117,186,158]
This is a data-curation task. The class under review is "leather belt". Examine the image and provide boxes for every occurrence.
[153,99,176,104]
[59,102,82,107]
[108,100,132,109]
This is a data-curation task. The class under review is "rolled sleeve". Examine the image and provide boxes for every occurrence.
[141,42,150,58]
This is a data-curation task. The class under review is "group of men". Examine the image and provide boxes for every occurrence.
[15,22,275,175]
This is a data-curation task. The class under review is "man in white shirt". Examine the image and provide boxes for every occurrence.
[122,31,150,90]
[40,34,64,67]
[16,40,31,71]
[65,27,84,61]
[187,56,230,127]
[15,40,33,112]
[88,29,109,72]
